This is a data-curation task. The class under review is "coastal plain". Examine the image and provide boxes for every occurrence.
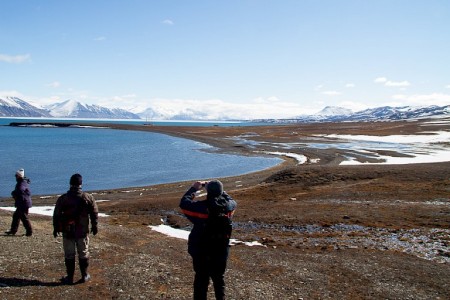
[1,119,449,299]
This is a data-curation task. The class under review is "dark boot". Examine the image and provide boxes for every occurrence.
[23,218,32,236]
[62,258,75,285]
[19,208,33,236]
[8,210,20,235]
[79,258,91,283]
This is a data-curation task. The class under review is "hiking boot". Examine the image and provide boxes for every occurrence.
[79,258,91,283]
[5,230,16,235]
[26,232,32,237]
[61,275,74,285]
[80,273,91,283]
[63,258,75,285]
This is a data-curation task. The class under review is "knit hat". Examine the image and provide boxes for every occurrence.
[206,180,223,197]
[70,173,83,186]
[15,168,25,178]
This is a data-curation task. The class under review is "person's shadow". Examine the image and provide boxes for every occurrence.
[0,277,62,287]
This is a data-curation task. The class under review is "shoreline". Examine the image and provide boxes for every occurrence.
[2,118,449,200]
[0,121,296,201]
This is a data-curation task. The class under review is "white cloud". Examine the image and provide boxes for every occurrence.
[47,81,61,88]
[314,84,324,91]
[0,53,31,63]
[253,96,281,104]
[445,84,450,89]
[374,77,387,83]
[345,83,355,88]
[322,91,341,96]
[0,90,24,98]
[145,97,317,119]
[385,80,410,87]
[162,19,174,25]
[103,94,140,109]
[338,101,369,112]
[374,77,411,87]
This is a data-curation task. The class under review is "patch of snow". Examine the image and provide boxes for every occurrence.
[149,224,265,247]
[341,148,450,165]
[263,151,308,164]
[149,224,190,240]
[0,206,109,217]
[324,131,450,144]
[326,131,450,165]
[230,239,265,247]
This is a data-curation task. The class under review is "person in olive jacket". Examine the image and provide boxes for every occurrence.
[53,173,98,285]
[5,168,33,236]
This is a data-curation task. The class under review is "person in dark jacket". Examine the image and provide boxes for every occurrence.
[180,179,237,300]
[53,173,98,285]
[5,168,33,236]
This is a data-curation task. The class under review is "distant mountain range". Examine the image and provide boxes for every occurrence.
[46,99,140,119]
[0,97,51,118]
[0,96,449,122]
[0,97,140,119]
[252,105,449,123]
[282,105,450,123]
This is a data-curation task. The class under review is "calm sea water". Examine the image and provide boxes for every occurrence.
[0,119,281,197]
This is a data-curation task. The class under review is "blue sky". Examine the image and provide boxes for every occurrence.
[1,0,449,119]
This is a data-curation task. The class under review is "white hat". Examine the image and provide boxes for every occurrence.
[16,168,25,178]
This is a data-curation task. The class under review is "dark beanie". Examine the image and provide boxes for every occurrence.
[206,180,223,197]
[70,173,83,186]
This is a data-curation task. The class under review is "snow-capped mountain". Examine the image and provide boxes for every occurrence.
[0,96,51,117]
[1,96,449,122]
[257,105,450,123]
[316,106,352,116]
[46,99,140,119]
[289,106,353,122]
[1,97,140,119]
[344,105,450,121]
[138,107,166,120]
[137,107,232,121]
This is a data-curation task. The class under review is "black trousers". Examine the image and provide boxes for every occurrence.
[191,246,229,300]
[10,207,32,234]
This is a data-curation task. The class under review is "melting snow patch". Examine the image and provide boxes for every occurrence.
[320,131,450,165]
[0,206,109,217]
[149,224,265,247]
[263,151,308,164]
[149,224,190,240]
[324,131,450,144]
[230,239,265,247]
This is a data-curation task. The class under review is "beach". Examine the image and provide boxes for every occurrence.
[0,118,449,299]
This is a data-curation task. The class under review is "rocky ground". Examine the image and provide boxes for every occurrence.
[0,119,449,299]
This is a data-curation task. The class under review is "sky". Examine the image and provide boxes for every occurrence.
[1,0,450,119]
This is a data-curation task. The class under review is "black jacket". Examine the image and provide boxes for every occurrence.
[180,187,236,256]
